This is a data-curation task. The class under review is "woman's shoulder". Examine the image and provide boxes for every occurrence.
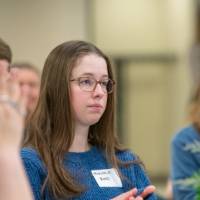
[21,147,40,160]
[20,147,46,173]
[172,124,200,145]
[116,149,138,162]
[21,148,47,200]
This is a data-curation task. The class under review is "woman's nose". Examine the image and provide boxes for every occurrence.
[92,83,105,97]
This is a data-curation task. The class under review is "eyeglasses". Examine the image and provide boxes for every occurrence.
[70,77,115,94]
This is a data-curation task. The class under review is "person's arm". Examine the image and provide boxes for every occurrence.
[0,149,33,200]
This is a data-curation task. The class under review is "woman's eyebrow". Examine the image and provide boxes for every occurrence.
[79,73,109,78]
[79,72,94,76]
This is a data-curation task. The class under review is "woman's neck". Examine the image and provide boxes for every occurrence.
[69,124,90,152]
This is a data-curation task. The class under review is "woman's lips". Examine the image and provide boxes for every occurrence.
[88,104,103,112]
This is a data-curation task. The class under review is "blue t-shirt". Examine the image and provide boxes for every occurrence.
[21,146,156,200]
[171,124,200,200]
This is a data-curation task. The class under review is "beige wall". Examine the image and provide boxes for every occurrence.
[0,0,88,69]
[121,62,175,176]
[91,0,170,53]
[166,0,195,128]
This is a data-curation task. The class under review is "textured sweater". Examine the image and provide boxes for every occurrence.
[21,146,156,200]
[171,125,200,200]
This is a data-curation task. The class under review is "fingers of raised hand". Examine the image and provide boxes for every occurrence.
[128,195,143,200]
[111,188,137,200]
[8,69,21,101]
[140,185,156,198]
[135,197,143,200]
[0,68,27,117]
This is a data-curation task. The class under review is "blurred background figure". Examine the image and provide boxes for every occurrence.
[9,63,40,144]
[170,83,200,200]
[10,62,40,120]
[170,3,200,192]
[169,3,200,199]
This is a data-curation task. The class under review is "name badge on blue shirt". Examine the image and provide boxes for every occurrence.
[91,168,122,187]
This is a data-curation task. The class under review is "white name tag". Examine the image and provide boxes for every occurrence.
[91,168,122,187]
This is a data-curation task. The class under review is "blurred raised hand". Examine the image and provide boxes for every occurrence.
[0,67,27,150]
[0,66,33,200]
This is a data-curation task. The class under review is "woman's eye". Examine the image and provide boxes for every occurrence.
[101,81,108,87]
[80,79,93,85]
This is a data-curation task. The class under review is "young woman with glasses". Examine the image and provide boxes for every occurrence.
[21,40,156,200]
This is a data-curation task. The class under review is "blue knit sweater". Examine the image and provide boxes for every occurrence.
[21,146,156,200]
[171,125,200,200]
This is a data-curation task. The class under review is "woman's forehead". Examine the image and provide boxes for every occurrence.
[72,54,108,78]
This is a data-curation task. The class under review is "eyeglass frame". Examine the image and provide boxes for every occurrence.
[70,76,115,94]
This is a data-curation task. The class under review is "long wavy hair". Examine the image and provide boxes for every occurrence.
[188,83,200,129]
[24,40,136,199]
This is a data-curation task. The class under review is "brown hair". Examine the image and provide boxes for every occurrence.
[24,40,135,199]
[188,83,200,129]
[0,38,12,63]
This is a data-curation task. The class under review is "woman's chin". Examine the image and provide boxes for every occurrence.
[84,117,101,126]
